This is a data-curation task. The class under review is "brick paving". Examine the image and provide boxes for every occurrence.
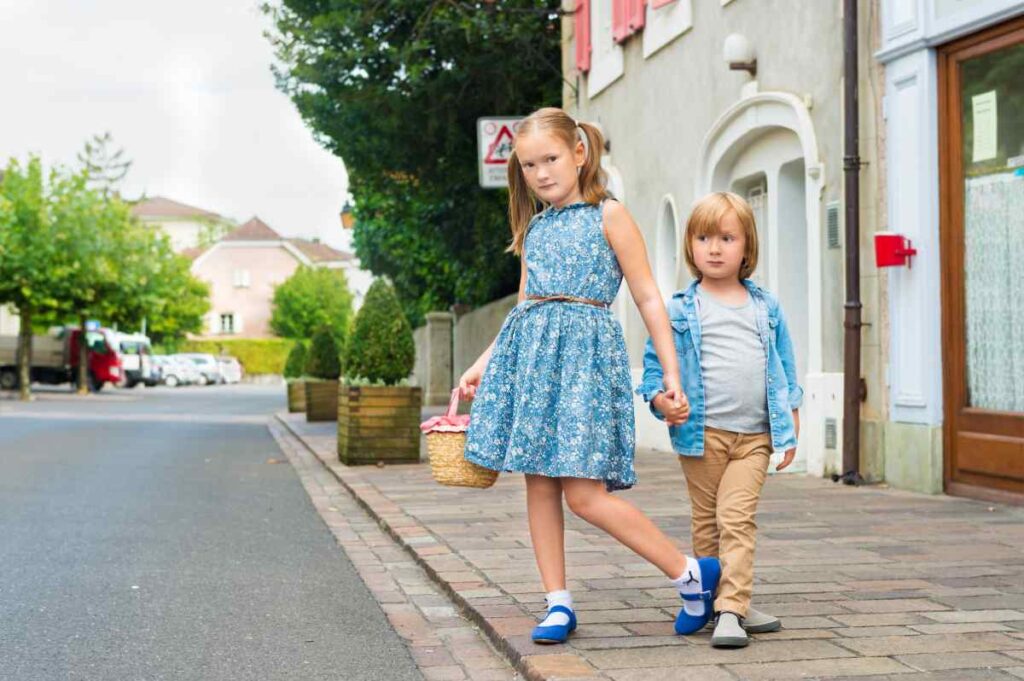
[276,413,1024,681]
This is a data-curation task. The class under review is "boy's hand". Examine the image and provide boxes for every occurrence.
[776,447,796,471]
[653,390,690,426]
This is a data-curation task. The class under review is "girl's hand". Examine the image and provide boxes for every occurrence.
[459,363,484,401]
[776,447,796,471]
[654,389,690,426]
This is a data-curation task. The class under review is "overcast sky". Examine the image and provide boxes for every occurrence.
[0,0,352,250]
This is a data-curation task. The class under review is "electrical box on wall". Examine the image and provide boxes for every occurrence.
[874,232,917,268]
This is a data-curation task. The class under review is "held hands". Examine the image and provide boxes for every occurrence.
[652,378,690,426]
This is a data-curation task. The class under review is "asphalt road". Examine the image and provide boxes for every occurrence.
[0,384,422,681]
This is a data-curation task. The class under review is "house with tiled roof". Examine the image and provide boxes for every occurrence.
[189,217,365,339]
[131,196,234,252]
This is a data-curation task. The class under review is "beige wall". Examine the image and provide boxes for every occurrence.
[193,245,301,338]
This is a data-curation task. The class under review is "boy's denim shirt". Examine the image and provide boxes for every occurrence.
[636,279,803,456]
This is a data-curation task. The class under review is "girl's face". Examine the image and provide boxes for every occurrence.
[692,209,747,281]
[514,131,585,208]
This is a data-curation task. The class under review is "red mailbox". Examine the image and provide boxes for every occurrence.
[874,232,917,268]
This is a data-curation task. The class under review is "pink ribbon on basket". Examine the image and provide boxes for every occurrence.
[420,388,470,433]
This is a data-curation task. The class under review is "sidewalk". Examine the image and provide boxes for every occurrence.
[277,412,1024,681]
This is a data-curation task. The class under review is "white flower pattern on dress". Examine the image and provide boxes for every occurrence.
[464,201,636,491]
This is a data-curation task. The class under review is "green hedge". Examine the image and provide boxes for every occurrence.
[178,338,296,375]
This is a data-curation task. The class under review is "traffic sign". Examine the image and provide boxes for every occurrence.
[477,117,524,189]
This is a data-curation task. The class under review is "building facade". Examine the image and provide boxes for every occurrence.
[131,196,234,252]
[564,0,888,481]
[190,217,357,339]
[876,0,1024,500]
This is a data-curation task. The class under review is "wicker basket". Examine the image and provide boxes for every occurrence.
[421,388,498,489]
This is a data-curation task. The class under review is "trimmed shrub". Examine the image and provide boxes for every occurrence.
[178,338,294,375]
[305,325,341,380]
[283,341,307,379]
[345,279,414,385]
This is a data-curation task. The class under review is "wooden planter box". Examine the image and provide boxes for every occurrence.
[338,385,423,465]
[305,379,339,422]
[287,380,306,413]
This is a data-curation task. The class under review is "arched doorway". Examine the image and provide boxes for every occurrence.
[697,93,825,473]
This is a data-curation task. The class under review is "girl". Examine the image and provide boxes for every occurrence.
[458,107,719,644]
[638,192,802,648]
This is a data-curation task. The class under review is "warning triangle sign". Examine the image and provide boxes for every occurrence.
[484,125,515,165]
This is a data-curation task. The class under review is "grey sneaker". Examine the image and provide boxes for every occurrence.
[711,612,749,648]
[743,607,781,634]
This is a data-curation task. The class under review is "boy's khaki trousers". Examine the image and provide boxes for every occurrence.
[680,427,772,618]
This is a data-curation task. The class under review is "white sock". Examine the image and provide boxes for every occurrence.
[538,590,573,627]
[672,557,706,617]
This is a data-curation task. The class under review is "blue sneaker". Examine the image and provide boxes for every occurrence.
[674,557,721,635]
[531,605,577,644]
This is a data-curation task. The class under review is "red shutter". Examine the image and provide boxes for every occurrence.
[575,0,591,73]
[651,0,675,8]
[612,0,629,44]
[628,0,646,32]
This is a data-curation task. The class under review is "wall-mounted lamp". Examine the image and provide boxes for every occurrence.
[723,34,757,77]
[340,202,356,230]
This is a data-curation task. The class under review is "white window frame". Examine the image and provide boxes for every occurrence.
[233,269,251,288]
[220,313,236,335]
[643,0,693,59]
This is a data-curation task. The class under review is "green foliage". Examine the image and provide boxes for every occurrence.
[1,153,210,351]
[283,341,308,379]
[179,338,295,375]
[305,325,341,380]
[270,265,353,341]
[345,279,414,385]
[263,1,562,324]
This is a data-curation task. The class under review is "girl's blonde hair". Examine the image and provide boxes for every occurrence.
[683,191,759,280]
[506,107,608,255]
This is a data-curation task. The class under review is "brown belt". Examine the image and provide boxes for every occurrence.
[526,294,610,309]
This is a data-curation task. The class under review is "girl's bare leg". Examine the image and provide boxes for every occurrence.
[561,477,688,578]
[525,474,566,592]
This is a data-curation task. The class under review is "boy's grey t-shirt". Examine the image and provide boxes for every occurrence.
[696,285,769,434]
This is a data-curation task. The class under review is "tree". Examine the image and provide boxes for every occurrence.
[77,132,132,196]
[344,279,414,385]
[270,266,354,342]
[283,341,308,379]
[263,1,563,325]
[305,325,341,380]
[0,157,82,400]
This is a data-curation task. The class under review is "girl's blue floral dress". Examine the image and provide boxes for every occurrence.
[464,201,636,491]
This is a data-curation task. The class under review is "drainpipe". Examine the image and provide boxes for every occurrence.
[841,0,865,485]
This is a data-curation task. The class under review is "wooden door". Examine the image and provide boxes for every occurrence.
[939,16,1024,502]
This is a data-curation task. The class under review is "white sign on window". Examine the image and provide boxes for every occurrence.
[477,117,523,189]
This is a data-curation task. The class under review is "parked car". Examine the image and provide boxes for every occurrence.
[155,355,198,387]
[217,356,243,384]
[177,353,223,385]
[115,332,158,388]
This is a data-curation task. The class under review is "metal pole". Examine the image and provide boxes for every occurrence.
[841,0,864,485]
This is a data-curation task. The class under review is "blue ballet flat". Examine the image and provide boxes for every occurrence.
[531,605,577,644]
[674,557,721,635]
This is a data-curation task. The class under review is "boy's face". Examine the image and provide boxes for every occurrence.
[691,209,746,281]
[514,131,585,208]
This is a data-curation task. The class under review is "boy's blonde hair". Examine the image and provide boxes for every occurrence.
[683,191,759,281]
[506,107,608,256]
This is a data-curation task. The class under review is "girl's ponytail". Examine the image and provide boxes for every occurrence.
[506,152,536,256]
[576,122,609,205]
